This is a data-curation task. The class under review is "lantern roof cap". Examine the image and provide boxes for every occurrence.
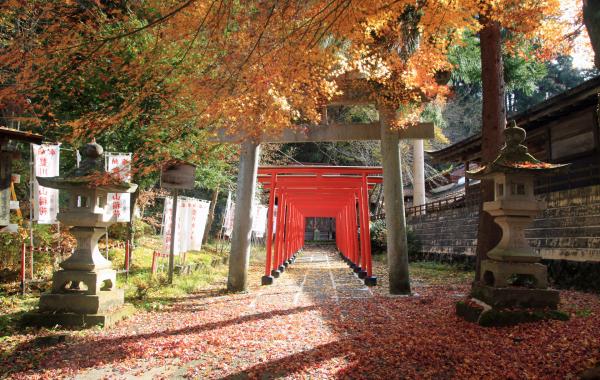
[467,121,567,179]
[36,140,137,193]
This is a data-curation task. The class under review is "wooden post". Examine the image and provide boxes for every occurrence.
[125,239,130,279]
[168,190,178,284]
[151,251,158,276]
[202,188,220,245]
[20,242,26,295]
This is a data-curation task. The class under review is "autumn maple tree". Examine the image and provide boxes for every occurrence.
[0,1,473,147]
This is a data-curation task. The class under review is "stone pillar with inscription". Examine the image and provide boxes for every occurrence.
[412,139,426,210]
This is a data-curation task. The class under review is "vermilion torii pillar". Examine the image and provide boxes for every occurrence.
[256,166,382,286]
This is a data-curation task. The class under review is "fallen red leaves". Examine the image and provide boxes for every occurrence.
[1,248,599,379]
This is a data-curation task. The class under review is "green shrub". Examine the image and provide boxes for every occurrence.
[370,219,387,253]
[131,274,166,300]
[369,219,422,257]
[108,219,155,241]
[0,222,57,277]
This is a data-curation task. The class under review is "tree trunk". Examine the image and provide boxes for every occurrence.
[373,184,383,215]
[203,188,220,245]
[584,0,600,69]
[475,18,505,281]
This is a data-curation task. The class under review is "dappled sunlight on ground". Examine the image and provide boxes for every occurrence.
[1,246,599,379]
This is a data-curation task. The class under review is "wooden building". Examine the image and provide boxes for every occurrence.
[407,76,600,290]
[428,76,600,195]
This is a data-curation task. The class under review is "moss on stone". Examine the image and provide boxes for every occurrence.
[478,308,569,327]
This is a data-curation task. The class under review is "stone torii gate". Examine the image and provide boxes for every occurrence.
[214,75,434,294]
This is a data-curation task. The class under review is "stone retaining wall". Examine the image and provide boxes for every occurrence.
[406,184,600,290]
[528,185,600,262]
[407,204,479,261]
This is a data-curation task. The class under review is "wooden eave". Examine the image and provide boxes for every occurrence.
[0,126,44,145]
[428,75,600,164]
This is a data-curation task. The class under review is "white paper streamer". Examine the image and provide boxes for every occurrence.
[32,144,60,224]
[105,153,132,222]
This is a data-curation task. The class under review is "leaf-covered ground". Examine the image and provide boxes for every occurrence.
[1,246,599,379]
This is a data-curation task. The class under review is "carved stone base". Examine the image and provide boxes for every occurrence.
[471,284,559,309]
[22,303,135,328]
[51,268,116,295]
[481,260,548,289]
[456,298,567,327]
[39,288,124,314]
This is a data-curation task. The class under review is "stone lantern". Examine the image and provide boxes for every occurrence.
[23,141,137,327]
[466,122,567,314]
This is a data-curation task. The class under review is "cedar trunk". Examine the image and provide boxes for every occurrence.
[203,188,220,245]
[475,19,505,281]
[583,0,600,69]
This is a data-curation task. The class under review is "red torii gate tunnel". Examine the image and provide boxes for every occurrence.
[257,166,382,286]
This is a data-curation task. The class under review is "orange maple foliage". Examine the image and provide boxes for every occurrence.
[0,0,576,161]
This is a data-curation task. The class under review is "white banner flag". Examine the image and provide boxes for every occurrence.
[105,153,132,222]
[223,192,235,237]
[0,186,9,226]
[162,196,211,255]
[195,200,210,249]
[252,205,268,238]
[33,144,60,224]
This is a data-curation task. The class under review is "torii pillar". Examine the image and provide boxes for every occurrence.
[379,106,412,295]
[227,140,261,292]
[412,139,426,210]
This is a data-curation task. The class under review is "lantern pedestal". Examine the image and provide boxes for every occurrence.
[58,227,113,271]
[480,259,549,289]
[39,286,124,315]
[21,303,135,329]
[23,226,130,328]
[471,281,559,310]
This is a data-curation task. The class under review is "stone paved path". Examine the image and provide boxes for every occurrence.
[75,245,374,379]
